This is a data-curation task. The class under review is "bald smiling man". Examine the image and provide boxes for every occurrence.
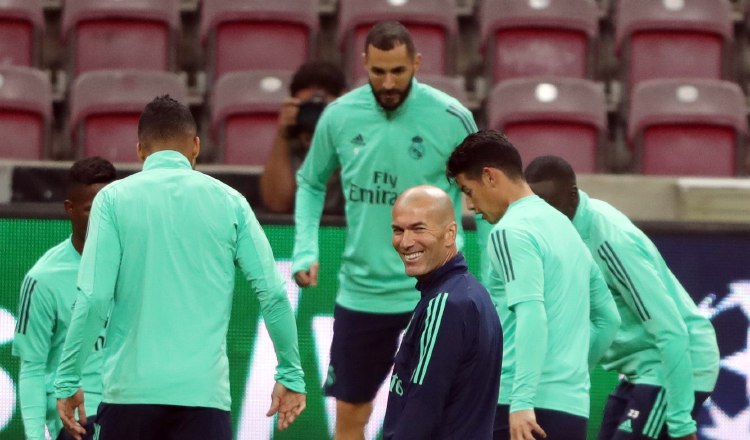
[383,185,503,439]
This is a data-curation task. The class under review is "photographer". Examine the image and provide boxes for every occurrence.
[260,61,346,214]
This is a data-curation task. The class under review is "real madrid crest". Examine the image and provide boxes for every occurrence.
[408,136,424,160]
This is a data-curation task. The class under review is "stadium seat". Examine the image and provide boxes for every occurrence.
[338,0,457,81]
[0,0,43,67]
[62,0,180,76]
[200,0,319,84]
[0,66,51,160]
[616,0,733,92]
[479,0,598,85]
[211,70,292,165]
[487,77,607,173]
[69,70,187,163]
[628,79,747,176]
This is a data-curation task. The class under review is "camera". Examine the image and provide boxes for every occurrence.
[295,92,328,135]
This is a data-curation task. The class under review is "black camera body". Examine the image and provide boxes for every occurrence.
[295,92,328,134]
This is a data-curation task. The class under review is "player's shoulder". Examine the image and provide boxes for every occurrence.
[26,239,76,282]
[326,85,373,111]
[586,198,647,246]
[197,172,247,203]
[414,81,472,112]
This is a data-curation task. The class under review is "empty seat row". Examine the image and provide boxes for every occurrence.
[1,67,746,177]
[490,76,747,176]
[0,0,739,91]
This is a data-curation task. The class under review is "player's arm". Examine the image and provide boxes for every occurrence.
[19,360,47,440]
[473,215,494,285]
[56,192,120,399]
[13,276,55,440]
[587,259,620,369]
[235,198,306,430]
[390,293,471,439]
[488,228,546,412]
[236,197,305,394]
[488,227,548,440]
[292,107,340,286]
[596,238,696,437]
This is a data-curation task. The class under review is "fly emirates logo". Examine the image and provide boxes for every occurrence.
[347,171,399,206]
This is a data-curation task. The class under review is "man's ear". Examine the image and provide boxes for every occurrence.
[136,142,147,162]
[413,52,422,73]
[190,136,201,167]
[445,221,457,245]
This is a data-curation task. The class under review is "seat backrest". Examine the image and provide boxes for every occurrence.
[211,70,292,165]
[616,0,732,91]
[0,65,51,160]
[487,77,607,172]
[200,0,319,83]
[0,0,44,67]
[69,70,187,162]
[479,0,598,84]
[628,78,747,176]
[62,0,180,76]
[338,0,457,80]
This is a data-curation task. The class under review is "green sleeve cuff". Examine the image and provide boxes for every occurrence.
[509,401,534,413]
[275,367,307,394]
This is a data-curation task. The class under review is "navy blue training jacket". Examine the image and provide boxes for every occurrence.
[383,253,503,439]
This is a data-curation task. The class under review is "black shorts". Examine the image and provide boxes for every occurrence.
[56,416,97,440]
[597,382,710,440]
[324,304,412,403]
[493,404,588,440]
[93,403,231,440]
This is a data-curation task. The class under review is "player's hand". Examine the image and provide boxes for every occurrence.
[57,388,87,440]
[671,434,698,440]
[509,409,547,440]
[294,262,319,287]
[266,382,307,431]
[278,97,302,129]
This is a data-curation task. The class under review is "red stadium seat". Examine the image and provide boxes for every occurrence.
[0,66,51,160]
[616,0,732,92]
[200,0,319,84]
[69,70,187,163]
[338,0,457,81]
[0,0,43,67]
[628,79,747,176]
[487,77,607,173]
[211,70,293,165]
[479,0,598,85]
[62,0,180,76]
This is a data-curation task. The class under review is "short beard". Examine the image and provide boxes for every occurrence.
[370,77,413,111]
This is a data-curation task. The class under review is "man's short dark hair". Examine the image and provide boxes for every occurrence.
[524,155,578,185]
[446,130,524,182]
[290,61,347,97]
[138,95,196,149]
[67,156,117,195]
[364,21,416,58]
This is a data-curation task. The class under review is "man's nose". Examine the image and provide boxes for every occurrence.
[383,73,396,89]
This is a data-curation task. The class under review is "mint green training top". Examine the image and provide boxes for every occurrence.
[13,238,104,439]
[55,150,305,410]
[487,195,617,418]
[293,79,477,313]
[573,190,720,437]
